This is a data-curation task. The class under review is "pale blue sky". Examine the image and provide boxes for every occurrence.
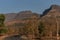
[0,0,60,14]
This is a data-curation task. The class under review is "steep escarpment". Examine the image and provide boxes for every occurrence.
[40,5,60,37]
[41,5,60,17]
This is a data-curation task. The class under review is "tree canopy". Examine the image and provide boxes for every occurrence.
[0,14,7,36]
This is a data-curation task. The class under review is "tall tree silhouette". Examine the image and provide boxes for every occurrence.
[0,14,7,36]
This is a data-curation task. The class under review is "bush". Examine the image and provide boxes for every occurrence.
[38,22,44,34]
[0,29,7,34]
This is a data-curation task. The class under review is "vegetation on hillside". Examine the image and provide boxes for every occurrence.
[38,21,45,36]
[0,14,7,36]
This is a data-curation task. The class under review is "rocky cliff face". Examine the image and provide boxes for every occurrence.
[41,5,60,17]
[40,5,60,37]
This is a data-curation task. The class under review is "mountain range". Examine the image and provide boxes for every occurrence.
[1,4,60,40]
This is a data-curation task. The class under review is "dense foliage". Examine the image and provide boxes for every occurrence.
[38,22,44,34]
[0,14,7,36]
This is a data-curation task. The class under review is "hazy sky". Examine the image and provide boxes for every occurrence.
[0,0,60,14]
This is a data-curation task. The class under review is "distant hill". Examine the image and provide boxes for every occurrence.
[4,11,40,25]
[5,13,17,22]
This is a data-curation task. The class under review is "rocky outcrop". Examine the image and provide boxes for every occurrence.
[41,5,60,17]
[40,5,60,37]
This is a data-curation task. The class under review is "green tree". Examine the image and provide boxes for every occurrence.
[38,22,45,34]
[0,14,7,36]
